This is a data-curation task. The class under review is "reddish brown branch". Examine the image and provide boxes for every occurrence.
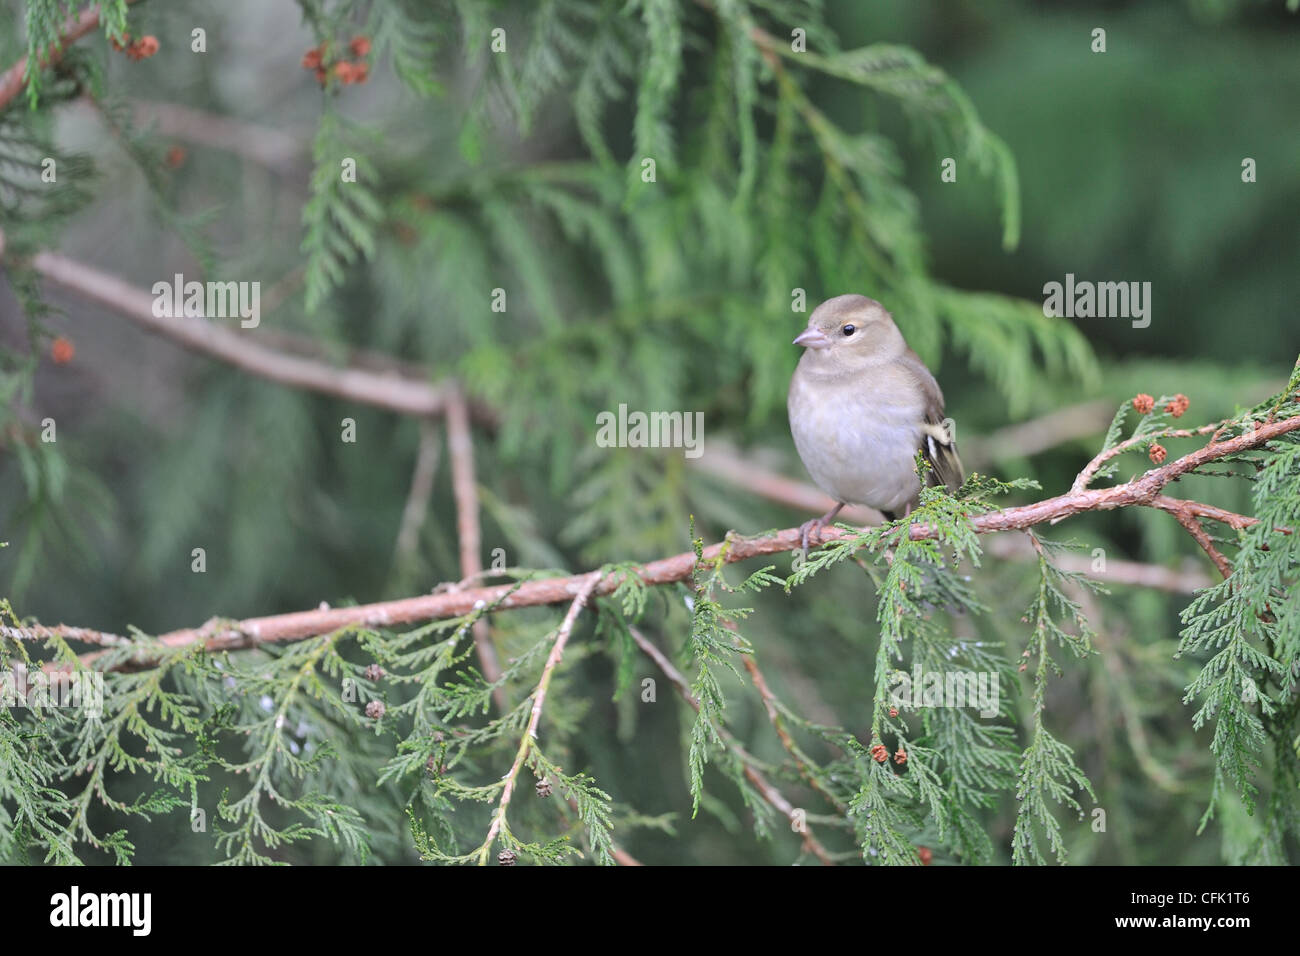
[1164,507,1233,580]
[1071,421,1223,494]
[694,446,1215,593]
[1150,495,1267,533]
[741,654,848,815]
[13,246,502,424]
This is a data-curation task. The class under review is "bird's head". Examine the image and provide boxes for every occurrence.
[793,294,905,371]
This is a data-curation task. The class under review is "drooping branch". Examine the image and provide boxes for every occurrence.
[1163,503,1233,580]
[741,653,849,817]
[627,626,836,865]
[42,410,1297,674]
[478,572,601,865]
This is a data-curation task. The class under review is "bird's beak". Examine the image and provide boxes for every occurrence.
[793,326,832,349]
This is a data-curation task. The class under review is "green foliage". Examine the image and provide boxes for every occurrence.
[18,0,128,108]
[1010,536,1098,864]
[0,602,78,863]
[1177,371,1300,844]
[301,110,384,313]
[682,523,777,816]
[0,113,93,219]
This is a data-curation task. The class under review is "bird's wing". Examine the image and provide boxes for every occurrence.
[901,350,965,493]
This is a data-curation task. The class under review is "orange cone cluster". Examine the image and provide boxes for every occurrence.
[111,34,159,61]
[51,336,75,365]
[302,36,371,86]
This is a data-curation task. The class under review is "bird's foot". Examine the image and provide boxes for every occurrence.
[798,517,825,556]
[799,502,846,555]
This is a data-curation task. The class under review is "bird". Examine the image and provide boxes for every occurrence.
[787,294,964,552]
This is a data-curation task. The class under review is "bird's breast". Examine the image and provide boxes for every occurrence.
[787,371,923,513]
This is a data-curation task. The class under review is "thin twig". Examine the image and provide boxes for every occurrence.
[1166,508,1233,580]
[1150,495,1272,533]
[741,654,848,815]
[1071,421,1224,494]
[478,572,602,865]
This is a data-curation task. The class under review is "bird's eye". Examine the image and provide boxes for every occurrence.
[842,324,856,336]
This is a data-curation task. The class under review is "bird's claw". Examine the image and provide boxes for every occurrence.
[798,503,845,556]
[799,517,825,556]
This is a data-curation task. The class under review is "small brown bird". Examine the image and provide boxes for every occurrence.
[788,294,964,551]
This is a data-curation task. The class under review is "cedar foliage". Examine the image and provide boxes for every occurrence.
[0,0,1296,865]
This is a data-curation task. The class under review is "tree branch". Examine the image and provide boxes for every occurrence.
[20,249,457,416]
[9,244,503,424]
[0,623,129,647]
[51,411,1299,673]
[694,444,1215,593]
[131,100,304,175]
[1163,505,1233,580]
[1071,420,1222,495]
[741,653,848,815]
